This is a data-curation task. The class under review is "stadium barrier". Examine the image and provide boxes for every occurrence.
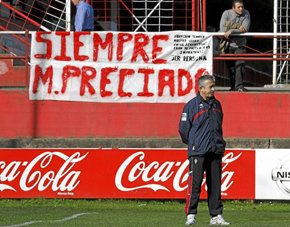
[0,31,289,139]
[0,148,289,200]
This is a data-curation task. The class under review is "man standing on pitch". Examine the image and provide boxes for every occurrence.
[179,75,230,225]
[71,0,94,31]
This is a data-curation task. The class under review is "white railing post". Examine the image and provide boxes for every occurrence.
[273,0,278,84]
[66,0,71,31]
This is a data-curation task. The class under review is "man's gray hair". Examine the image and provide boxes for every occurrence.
[198,75,215,89]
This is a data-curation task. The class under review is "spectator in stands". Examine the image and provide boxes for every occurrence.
[219,0,251,92]
[179,75,230,226]
[71,0,94,31]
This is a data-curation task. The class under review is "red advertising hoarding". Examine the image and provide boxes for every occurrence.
[0,149,255,199]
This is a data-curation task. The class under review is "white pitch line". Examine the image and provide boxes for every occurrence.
[1,220,43,227]
[53,212,93,222]
[1,212,95,227]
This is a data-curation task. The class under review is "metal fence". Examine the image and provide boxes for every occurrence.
[0,0,288,86]
[274,0,290,84]
[0,30,29,87]
[0,0,196,31]
[0,0,198,67]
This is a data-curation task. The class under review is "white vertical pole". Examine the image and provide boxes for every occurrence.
[273,0,278,84]
[158,0,161,32]
[145,0,147,31]
[287,0,289,83]
[66,0,71,31]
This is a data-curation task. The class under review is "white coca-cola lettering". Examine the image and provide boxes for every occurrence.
[115,152,170,192]
[173,160,189,191]
[221,152,242,191]
[140,161,159,182]
[0,152,88,192]
[128,160,176,183]
[0,161,23,191]
[115,151,243,194]
[20,152,87,191]
[0,161,21,181]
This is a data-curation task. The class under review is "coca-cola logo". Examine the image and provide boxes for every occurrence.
[0,152,88,193]
[115,151,242,194]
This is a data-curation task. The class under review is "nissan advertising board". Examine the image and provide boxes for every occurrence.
[256,149,290,200]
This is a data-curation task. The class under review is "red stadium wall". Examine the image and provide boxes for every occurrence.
[0,90,289,138]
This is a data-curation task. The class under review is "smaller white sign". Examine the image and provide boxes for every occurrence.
[256,149,290,200]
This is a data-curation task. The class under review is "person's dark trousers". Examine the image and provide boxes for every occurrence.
[226,46,246,90]
[185,153,224,216]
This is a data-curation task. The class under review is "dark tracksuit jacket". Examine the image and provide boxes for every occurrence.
[179,92,226,216]
[179,92,226,157]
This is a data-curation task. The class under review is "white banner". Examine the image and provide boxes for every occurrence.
[256,149,290,200]
[29,31,213,103]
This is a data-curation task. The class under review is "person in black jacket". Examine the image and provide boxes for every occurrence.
[179,75,230,226]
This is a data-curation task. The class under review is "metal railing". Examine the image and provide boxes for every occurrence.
[213,32,290,85]
[274,0,290,85]
[0,30,30,87]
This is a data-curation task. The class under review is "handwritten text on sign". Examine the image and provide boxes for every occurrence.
[29,31,212,103]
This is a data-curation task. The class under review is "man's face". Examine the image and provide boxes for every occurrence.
[71,0,80,6]
[200,80,215,100]
[232,2,244,15]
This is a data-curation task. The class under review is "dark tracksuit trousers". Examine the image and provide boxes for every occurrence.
[185,153,223,216]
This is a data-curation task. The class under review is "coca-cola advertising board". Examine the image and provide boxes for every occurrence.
[0,149,254,199]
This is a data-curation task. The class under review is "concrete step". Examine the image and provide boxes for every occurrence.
[0,137,289,149]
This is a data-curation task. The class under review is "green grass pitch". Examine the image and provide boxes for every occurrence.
[0,199,289,226]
